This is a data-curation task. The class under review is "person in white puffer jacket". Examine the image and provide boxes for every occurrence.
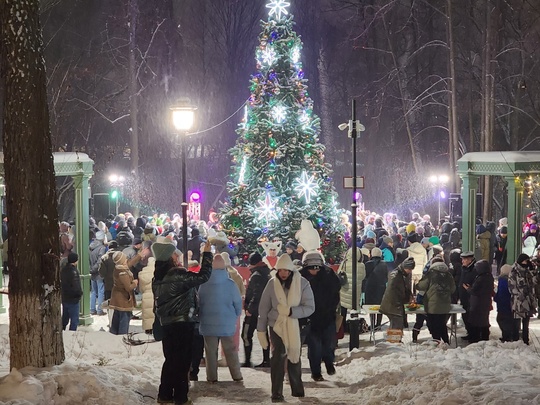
[406,233,428,291]
[138,254,156,334]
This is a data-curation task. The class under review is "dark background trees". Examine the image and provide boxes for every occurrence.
[5,0,540,223]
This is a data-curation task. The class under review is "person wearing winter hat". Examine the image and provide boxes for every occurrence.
[459,251,477,340]
[406,222,416,235]
[370,247,382,258]
[216,252,246,368]
[300,251,341,382]
[123,236,151,284]
[198,252,243,383]
[495,226,508,274]
[379,235,395,265]
[98,221,112,242]
[508,254,537,344]
[257,254,315,402]
[89,230,108,316]
[242,251,272,368]
[364,246,389,330]
[379,257,415,332]
[301,250,326,269]
[285,241,302,261]
[109,251,138,335]
[476,224,492,262]
[407,234,428,292]
[61,252,83,331]
[153,240,213,405]
[494,264,513,342]
[416,258,456,344]
[187,227,205,263]
[462,259,494,343]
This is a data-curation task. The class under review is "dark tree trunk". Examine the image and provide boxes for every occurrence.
[0,0,64,369]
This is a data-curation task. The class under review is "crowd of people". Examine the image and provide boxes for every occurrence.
[52,209,540,403]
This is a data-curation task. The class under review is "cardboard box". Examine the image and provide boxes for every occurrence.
[385,328,403,343]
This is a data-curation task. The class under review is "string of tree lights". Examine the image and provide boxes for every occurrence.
[219,0,347,263]
[523,176,540,211]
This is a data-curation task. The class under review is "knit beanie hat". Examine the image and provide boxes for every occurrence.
[249,252,263,266]
[151,236,177,262]
[112,251,127,266]
[382,235,393,245]
[406,222,416,234]
[407,233,419,244]
[302,251,325,268]
[67,252,79,264]
[429,236,440,245]
[371,247,382,258]
[516,253,530,265]
[402,257,416,269]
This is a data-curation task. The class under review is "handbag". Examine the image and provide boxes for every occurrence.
[299,318,311,344]
[152,318,163,342]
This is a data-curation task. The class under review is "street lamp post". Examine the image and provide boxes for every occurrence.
[170,98,197,268]
[339,99,365,350]
[108,174,125,215]
[429,174,449,224]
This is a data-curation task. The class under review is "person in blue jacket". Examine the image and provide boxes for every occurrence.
[494,264,513,342]
[198,253,243,383]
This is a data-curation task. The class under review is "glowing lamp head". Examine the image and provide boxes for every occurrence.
[170,98,197,131]
[190,191,201,202]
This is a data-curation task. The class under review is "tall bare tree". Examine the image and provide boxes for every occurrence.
[0,0,64,368]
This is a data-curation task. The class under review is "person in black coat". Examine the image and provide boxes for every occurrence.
[61,253,83,331]
[152,239,212,405]
[463,259,494,343]
[242,252,271,367]
[364,248,388,328]
[448,249,462,304]
[187,227,205,263]
[300,251,341,382]
[458,251,477,340]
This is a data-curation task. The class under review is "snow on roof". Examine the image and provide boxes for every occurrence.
[458,151,540,163]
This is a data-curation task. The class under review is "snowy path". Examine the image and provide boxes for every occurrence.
[0,291,540,404]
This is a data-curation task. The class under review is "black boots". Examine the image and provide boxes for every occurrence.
[255,349,270,368]
[412,329,420,343]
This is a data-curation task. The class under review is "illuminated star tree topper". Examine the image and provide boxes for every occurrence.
[266,0,290,21]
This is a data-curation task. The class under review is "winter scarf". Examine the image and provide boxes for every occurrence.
[272,271,302,363]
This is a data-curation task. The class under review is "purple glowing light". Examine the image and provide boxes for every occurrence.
[190,192,201,202]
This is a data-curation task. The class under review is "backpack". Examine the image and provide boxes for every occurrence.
[359,318,370,334]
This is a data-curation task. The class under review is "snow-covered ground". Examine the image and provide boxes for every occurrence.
[0,279,539,404]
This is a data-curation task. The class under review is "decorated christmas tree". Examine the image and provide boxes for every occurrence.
[220,0,346,264]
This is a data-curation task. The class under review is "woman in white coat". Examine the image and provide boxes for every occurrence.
[138,255,156,334]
